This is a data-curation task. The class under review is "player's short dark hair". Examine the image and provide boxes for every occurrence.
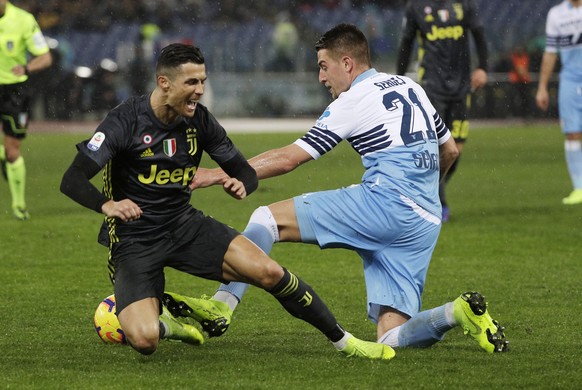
[156,43,205,77]
[315,23,371,66]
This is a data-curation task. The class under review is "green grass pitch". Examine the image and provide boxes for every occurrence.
[0,123,580,389]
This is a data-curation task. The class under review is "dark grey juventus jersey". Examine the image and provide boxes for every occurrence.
[399,0,485,100]
[77,94,241,241]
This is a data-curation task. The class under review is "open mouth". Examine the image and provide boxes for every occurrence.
[187,99,198,110]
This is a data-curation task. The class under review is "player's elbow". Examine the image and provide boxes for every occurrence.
[450,144,460,162]
[279,158,302,174]
[59,169,74,198]
[445,146,459,169]
[279,146,312,174]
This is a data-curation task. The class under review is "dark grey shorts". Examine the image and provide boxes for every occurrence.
[111,212,239,314]
[0,82,30,138]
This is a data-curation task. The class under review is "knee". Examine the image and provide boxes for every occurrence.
[4,148,21,163]
[124,324,160,355]
[128,334,159,355]
[257,260,285,290]
[248,206,279,242]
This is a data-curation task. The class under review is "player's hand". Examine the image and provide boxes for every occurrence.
[471,68,488,91]
[223,178,247,199]
[101,199,143,222]
[535,88,550,111]
[190,167,227,191]
[11,64,27,77]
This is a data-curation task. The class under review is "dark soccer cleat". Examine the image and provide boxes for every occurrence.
[453,291,509,353]
[163,292,232,337]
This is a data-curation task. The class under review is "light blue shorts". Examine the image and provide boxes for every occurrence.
[558,79,582,133]
[294,184,441,323]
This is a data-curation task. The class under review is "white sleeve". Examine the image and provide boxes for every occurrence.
[545,7,559,53]
[293,99,357,159]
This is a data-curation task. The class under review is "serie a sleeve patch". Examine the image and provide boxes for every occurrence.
[87,132,106,151]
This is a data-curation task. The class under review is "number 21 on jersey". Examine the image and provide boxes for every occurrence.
[382,88,437,147]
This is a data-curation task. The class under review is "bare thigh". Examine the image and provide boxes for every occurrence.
[221,235,284,289]
[376,306,410,340]
[267,198,301,242]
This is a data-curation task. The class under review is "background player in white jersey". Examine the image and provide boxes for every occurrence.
[536,0,582,205]
[172,24,508,353]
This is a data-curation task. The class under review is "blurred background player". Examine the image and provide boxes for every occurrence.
[508,44,532,120]
[536,0,582,205]
[0,0,52,220]
[396,0,488,221]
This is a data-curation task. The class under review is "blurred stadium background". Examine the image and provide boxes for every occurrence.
[20,0,558,122]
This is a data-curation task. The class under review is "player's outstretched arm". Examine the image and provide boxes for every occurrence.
[248,144,313,179]
[190,167,228,190]
[190,148,258,197]
[190,144,312,191]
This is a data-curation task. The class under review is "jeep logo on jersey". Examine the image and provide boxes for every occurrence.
[163,139,176,157]
[426,25,464,41]
[138,165,196,186]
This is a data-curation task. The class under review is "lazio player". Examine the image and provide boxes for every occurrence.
[0,0,52,220]
[396,0,489,221]
[536,0,582,205]
[185,24,508,354]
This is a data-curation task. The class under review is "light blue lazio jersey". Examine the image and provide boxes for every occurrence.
[294,69,450,217]
[545,1,582,82]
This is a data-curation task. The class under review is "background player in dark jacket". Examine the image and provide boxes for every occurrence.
[60,43,393,360]
[397,0,488,221]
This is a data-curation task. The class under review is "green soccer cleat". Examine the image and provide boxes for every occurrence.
[339,333,396,360]
[13,207,30,221]
[159,306,204,346]
[562,189,582,205]
[453,291,509,353]
[163,292,232,338]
